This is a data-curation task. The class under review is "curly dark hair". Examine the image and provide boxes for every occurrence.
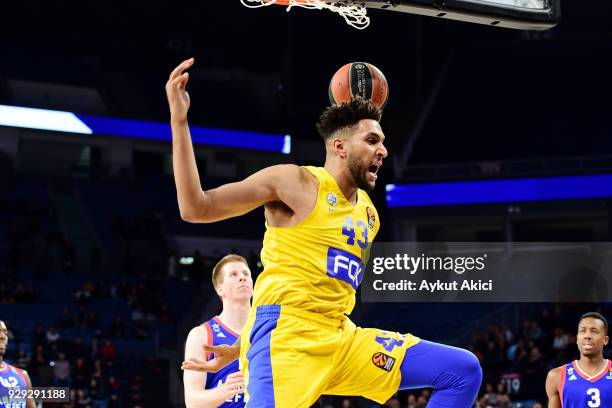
[316,97,382,141]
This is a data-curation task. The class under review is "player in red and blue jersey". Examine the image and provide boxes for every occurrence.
[182,254,253,408]
[546,312,611,408]
[0,321,35,408]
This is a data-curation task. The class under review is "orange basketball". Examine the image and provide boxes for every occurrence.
[328,62,389,109]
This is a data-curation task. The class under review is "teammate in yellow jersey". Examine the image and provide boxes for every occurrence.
[167,58,482,408]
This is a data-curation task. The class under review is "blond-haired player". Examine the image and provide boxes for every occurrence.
[183,254,253,408]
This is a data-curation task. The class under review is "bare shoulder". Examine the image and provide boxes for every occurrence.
[546,366,563,407]
[269,164,312,184]
[547,366,562,382]
[271,164,318,198]
[546,366,562,391]
[187,324,208,344]
[17,367,32,385]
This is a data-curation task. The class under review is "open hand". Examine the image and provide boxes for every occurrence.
[165,58,194,123]
[181,343,240,373]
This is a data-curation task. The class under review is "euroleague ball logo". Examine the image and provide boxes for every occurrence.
[372,352,395,372]
[354,63,365,70]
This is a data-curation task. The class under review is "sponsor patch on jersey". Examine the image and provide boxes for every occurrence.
[568,374,577,381]
[372,352,395,372]
[366,207,375,231]
[327,192,337,207]
[326,247,364,290]
[212,323,220,333]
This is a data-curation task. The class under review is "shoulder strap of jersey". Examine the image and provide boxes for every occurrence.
[9,365,28,386]
[302,166,327,185]
[201,321,214,360]
[558,363,568,402]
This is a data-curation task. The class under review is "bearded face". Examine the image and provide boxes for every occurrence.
[348,151,374,192]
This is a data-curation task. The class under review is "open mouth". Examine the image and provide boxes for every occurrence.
[368,163,381,180]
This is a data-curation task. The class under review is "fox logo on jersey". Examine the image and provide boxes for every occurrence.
[327,248,364,290]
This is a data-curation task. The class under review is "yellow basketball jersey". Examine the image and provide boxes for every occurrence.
[255,166,381,320]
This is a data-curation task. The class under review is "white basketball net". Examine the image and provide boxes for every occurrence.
[240,0,370,30]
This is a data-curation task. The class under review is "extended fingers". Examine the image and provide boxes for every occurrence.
[169,58,194,81]
[203,344,221,353]
[225,372,244,382]
[189,357,204,363]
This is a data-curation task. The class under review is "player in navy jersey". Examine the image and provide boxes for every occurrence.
[0,321,35,408]
[182,254,253,408]
[546,312,611,408]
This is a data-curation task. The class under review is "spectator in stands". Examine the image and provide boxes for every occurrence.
[59,306,73,329]
[495,383,511,407]
[340,398,356,408]
[92,359,102,379]
[416,394,428,407]
[107,393,122,408]
[479,383,499,407]
[406,394,417,408]
[386,396,401,408]
[52,352,71,386]
[527,321,544,343]
[30,344,49,383]
[46,325,60,347]
[75,306,88,329]
[131,307,149,338]
[90,338,100,360]
[15,348,30,370]
[70,337,88,361]
[32,324,46,347]
[552,327,569,351]
[76,388,92,407]
[107,375,121,394]
[72,357,90,389]
[100,340,118,363]
[75,281,94,305]
[89,378,103,402]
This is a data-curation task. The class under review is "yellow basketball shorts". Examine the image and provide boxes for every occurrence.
[239,304,420,408]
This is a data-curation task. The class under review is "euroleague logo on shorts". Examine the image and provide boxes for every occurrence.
[371,352,395,372]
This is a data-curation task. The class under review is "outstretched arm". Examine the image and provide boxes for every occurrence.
[183,326,244,408]
[545,367,562,408]
[165,59,302,223]
[182,336,241,373]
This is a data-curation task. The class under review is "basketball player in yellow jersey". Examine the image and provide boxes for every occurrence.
[168,58,482,408]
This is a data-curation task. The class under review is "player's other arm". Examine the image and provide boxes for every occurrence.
[182,335,241,374]
[20,369,36,408]
[545,367,562,408]
[165,58,300,223]
[183,326,244,408]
